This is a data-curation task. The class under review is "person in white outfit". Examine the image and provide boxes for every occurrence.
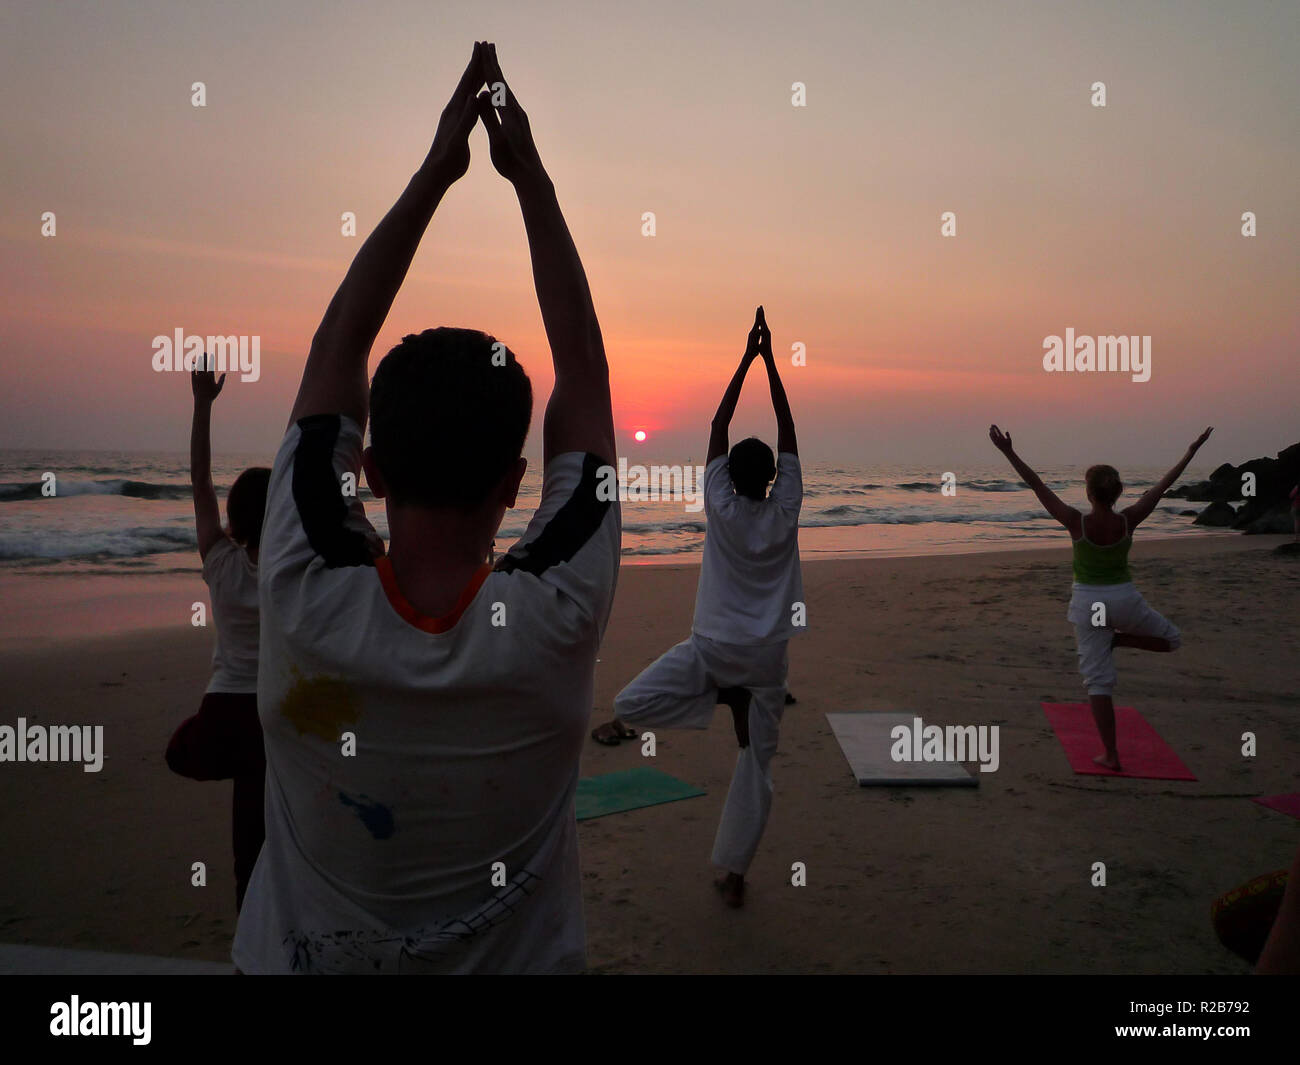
[988,424,1213,771]
[232,44,621,974]
[614,306,803,908]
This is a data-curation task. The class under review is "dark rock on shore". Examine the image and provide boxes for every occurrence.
[1166,480,1217,502]
[1176,440,1300,532]
[1194,501,1237,527]
[1241,505,1295,534]
[1168,461,1238,502]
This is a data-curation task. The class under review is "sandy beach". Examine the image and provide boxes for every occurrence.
[1,533,1296,974]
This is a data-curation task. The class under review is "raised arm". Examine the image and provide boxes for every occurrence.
[757,307,797,456]
[476,45,614,466]
[707,309,762,463]
[989,425,1079,532]
[190,364,226,560]
[288,43,486,431]
[1123,427,1213,529]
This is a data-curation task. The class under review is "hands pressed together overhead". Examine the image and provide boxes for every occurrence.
[743,306,777,365]
[427,41,545,190]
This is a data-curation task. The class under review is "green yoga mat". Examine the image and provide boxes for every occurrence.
[576,767,705,821]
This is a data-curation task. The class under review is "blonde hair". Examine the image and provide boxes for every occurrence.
[1085,464,1123,507]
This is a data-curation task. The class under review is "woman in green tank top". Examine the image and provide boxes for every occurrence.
[1072,510,1132,585]
[989,425,1213,771]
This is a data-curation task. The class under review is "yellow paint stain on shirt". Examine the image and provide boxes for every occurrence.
[279,667,360,741]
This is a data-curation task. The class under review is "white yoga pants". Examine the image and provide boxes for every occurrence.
[1068,582,1181,697]
[614,634,788,876]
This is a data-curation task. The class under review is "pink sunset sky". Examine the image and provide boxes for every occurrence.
[1,0,1296,466]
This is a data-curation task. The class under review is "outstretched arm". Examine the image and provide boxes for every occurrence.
[289,43,486,431]
[989,425,1079,531]
[1123,427,1213,529]
[757,307,797,456]
[190,365,226,560]
[477,45,614,465]
[707,309,762,463]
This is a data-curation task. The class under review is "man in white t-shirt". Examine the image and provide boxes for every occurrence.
[614,307,802,908]
[231,42,619,973]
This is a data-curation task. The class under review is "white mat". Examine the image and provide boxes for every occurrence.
[827,712,977,786]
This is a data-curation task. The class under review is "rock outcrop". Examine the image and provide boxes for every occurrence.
[1193,501,1237,527]
[1171,441,1300,534]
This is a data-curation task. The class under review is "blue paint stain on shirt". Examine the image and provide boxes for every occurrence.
[338,792,395,839]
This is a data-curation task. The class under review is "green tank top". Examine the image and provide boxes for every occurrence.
[1072,514,1132,584]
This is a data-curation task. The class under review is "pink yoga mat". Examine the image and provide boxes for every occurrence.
[1041,703,1196,781]
[1253,794,1300,820]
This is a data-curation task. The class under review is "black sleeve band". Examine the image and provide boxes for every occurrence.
[496,453,612,578]
[291,414,375,570]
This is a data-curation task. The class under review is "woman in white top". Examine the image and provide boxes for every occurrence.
[165,365,269,912]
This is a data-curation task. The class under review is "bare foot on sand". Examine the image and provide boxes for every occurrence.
[714,873,745,908]
[1093,752,1122,772]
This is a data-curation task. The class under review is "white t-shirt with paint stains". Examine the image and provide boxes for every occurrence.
[232,414,620,973]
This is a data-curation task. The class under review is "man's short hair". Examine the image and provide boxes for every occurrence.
[729,437,776,500]
[369,327,533,507]
[227,467,271,549]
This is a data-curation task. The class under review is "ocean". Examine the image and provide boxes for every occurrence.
[0,449,1224,574]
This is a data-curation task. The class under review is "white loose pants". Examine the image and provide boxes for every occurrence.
[614,633,788,876]
[1067,582,1181,696]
